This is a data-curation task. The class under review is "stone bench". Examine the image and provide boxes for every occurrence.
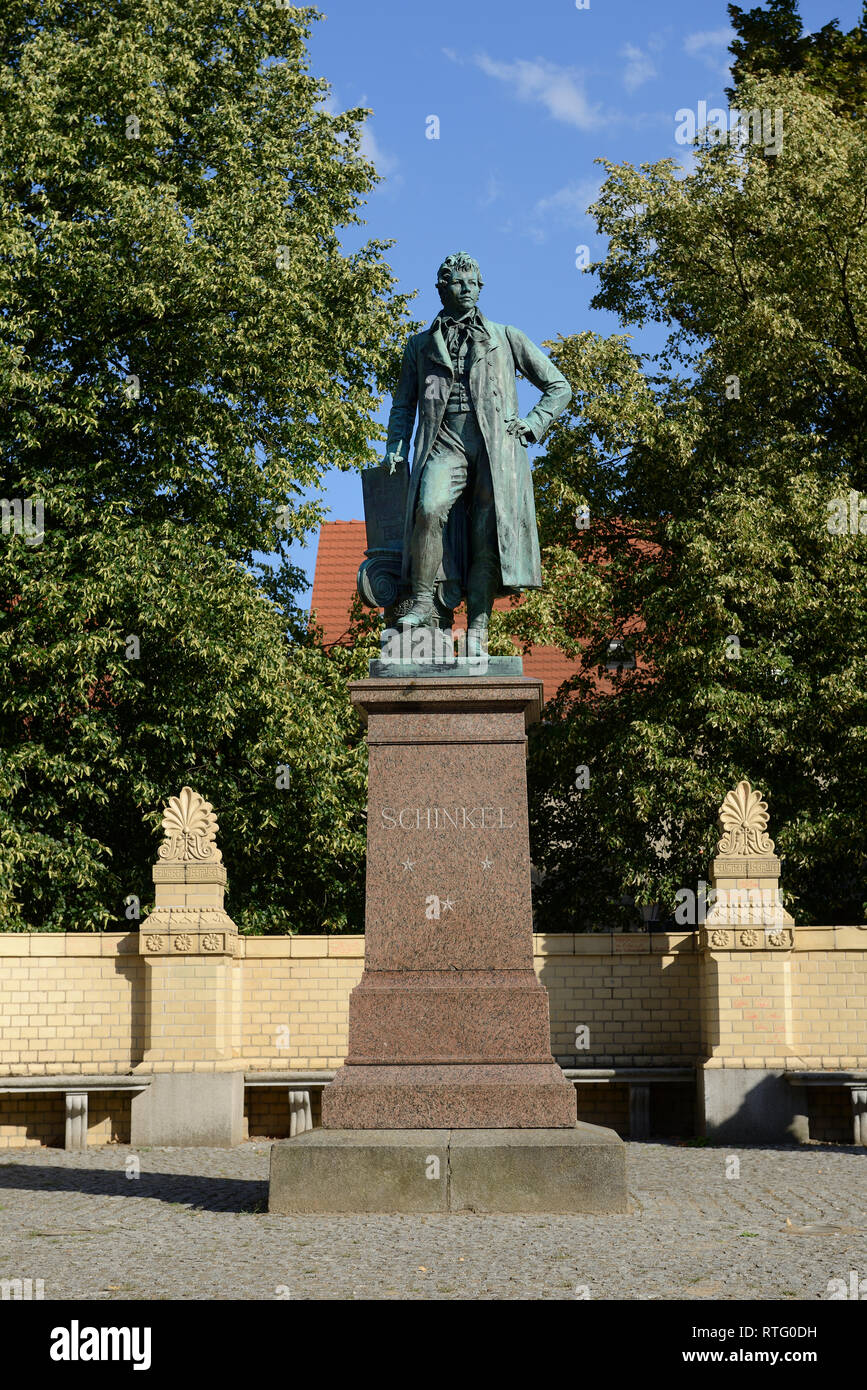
[561,1067,695,1139]
[0,1076,152,1150]
[1,1072,337,1149]
[785,1072,867,1145]
[244,1071,336,1137]
[2,1068,690,1147]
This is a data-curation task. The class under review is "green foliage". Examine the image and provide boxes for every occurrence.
[0,0,411,930]
[514,64,867,929]
[0,516,379,932]
[727,0,867,113]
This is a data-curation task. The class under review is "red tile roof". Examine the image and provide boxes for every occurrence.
[309,521,583,704]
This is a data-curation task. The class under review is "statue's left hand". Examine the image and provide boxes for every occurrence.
[505,416,534,444]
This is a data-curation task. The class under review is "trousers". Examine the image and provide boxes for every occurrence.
[409,408,501,626]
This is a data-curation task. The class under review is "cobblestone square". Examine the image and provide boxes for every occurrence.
[1,1141,864,1301]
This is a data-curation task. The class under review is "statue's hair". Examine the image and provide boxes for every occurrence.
[436,252,484,291]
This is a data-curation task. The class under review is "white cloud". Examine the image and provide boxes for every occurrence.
[533,180,600,223]
[684,27,733,58]
[621,43,657,92]
[359,121,398,179]
[526,178,601,242]
[472,54,603,130]
[318,87,398,180]
[684,28,734,81]
[478,173,501,208]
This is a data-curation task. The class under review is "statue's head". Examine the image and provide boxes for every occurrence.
[436,252,483,317]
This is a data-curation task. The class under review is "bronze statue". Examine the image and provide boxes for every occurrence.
[358,252,571,653]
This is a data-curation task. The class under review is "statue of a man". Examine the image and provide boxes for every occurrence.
[383,252,571,649]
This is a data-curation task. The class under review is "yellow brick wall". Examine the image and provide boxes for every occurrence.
[574,1083,630,1134]
[807,1085,852,1143]
[1,928,865,1146]
[0,1093,65,1149]
[0,934,144,1076]
[142,956,239,1070]
[790,929,867,1067]
[699,927,867,1069]
[536,933,701,1064]
[2,932,865,1077]
[241,938,364,1070]
[700,952,796,1064]
[87,1093,132,1145]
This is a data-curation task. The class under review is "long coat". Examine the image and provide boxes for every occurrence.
[385,312,572,592]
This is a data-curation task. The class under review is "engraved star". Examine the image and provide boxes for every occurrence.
[402,860,414,873]
[480,857,493,871]
[441,898,455,912]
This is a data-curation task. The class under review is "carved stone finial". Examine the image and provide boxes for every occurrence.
[157,787,223,863]
[716,779,774,856]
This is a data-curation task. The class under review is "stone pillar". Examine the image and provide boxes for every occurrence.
[289,1090,313,1136]
[851,1087,867,1146]
[322,677,576,1128]
[130,788,244,1147]
[697,780,807,1143]
[65,1092,88,1150]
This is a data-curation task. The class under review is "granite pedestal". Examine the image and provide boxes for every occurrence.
[269,669,627,1213]
[323,674,575,1129]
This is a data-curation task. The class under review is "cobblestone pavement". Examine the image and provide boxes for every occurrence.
[0,1141,864,1300]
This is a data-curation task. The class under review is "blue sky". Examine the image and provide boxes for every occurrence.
[288,0,862,592]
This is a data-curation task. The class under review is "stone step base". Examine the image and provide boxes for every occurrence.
[268,1125,628,1214]
[321,1063,578,1129]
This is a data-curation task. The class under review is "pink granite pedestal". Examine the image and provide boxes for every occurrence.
[321,676,577,1130]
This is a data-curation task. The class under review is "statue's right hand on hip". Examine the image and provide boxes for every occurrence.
[505,416,534,445]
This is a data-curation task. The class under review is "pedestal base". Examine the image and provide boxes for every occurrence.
[322,1063,577,1129]
[342,970,556,1065]
[268,1125,628,1214]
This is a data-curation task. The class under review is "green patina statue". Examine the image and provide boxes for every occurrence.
[370,252,571,652]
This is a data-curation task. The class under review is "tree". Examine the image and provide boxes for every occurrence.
[0,0,411,930]
[512,63,867,928]
[728,0,867,113]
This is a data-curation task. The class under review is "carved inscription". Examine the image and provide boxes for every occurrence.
[381,806,516,830]
[714,858,781,876]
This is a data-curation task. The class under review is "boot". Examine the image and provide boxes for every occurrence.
[466,564,496,635]
[465,624,489,658]
[399,596,436,627]
[401,515,443,627]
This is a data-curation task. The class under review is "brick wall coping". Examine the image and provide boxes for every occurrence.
[0,926,864,957]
